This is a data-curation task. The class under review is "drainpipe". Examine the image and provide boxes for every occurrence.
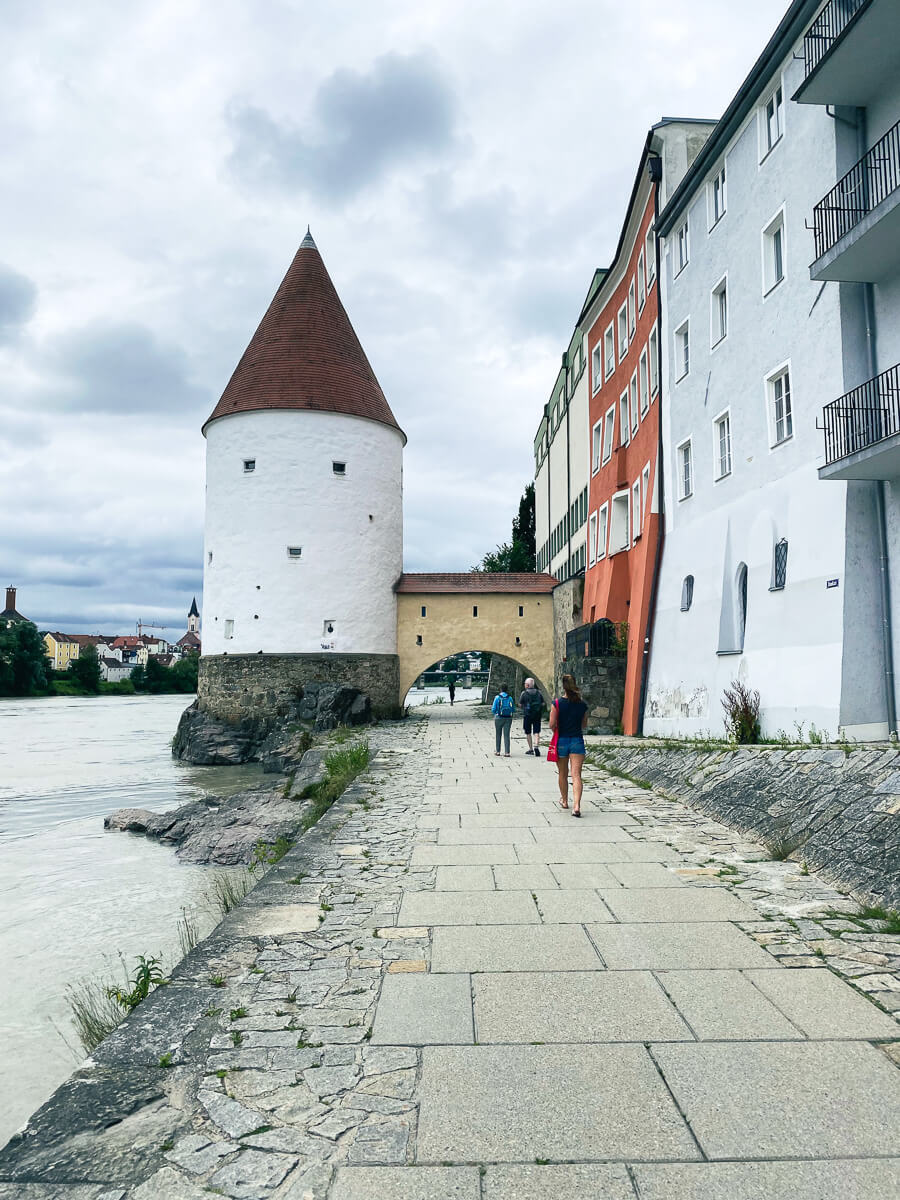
[637,151,665,736]
[564,355,572,577]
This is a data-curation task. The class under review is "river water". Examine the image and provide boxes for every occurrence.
[0,694,263,1146]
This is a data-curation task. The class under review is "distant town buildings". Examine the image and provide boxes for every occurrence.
[1,586,27,628]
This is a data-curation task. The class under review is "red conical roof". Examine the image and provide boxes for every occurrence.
[203,232,404,438]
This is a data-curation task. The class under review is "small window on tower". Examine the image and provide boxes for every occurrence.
[421,606,427,618]
[224,619,234,639]
[333,461,346,476]
[287,546,303,560]
[518,606,524,617]
[243,459,255,472]
[473,605,478,618]
[416,635,423,646]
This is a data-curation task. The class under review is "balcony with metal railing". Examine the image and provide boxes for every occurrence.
[793,0,898,107]
[819,362,900,480]
[810,119,900,282]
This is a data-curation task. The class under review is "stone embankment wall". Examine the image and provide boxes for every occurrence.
[561,656,626,735]
[593,741,900,908]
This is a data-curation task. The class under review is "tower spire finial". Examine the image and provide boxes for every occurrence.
[300,226,317,249]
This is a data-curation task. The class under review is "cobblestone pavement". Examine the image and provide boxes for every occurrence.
[5,703,899,1199]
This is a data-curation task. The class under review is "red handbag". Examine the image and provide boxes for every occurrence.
[546,700,559,762]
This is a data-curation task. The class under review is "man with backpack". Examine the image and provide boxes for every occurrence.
[519,677,545,756]
[491,684,515,756]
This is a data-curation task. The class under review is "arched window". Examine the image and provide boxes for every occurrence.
[736,562,748,651]
[680,575,694,612]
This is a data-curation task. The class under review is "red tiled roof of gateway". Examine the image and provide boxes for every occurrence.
[395,573,558,594]
[203,231,404,439]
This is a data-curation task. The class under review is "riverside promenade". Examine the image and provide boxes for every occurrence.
[3,703,899,1199]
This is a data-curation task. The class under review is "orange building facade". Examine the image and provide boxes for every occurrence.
[582,150,661,735]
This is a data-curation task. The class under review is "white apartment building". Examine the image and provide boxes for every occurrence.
[645,0,900,740]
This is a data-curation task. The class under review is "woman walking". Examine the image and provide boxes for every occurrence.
[549,674,588,816]
[491,684,515,756]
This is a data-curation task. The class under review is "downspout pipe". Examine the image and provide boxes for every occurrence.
[564,355,572,577]
[637,151,665,735]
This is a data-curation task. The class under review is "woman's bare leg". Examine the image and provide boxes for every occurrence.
[570,754,585,814]
[557,755,569,807]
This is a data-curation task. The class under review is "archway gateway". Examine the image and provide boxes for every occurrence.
[395,573,557,702]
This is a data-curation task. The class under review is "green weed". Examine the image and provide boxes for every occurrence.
[210,870,254,915]
[229,1007,248,1021]
[158,1051,174,1068]
[107,956,167,1014]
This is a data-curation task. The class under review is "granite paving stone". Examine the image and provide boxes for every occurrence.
[587,922,780,969]
[416,1044,698,1162]
[482,1163,637,1199]
[491,864,560,890]
[433,865,495,891]
[529,826,634,843]
[654,970,804,1040]
[437,828,537,845]
[332,1166,480,1200]
[410,844,519,866]
[632,1159,900,1200]
[745,967,900,1039]
[533,889,615,923]
[431,923,603,972]
[547,863,621,889]
[371,973,474,1045]
[398,889,539,926]
[597,886,757,922]
[514,843,633,864]
[473,971,692,1043]
[606,862,686,888]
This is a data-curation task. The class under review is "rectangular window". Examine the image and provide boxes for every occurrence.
[618,304,628,360]
[768,366,793,446]
[675,321,690,381]
[604,323,615,377]
[714,412,732,480]
[675,220,689,275]
[598,503,609,560]
[602,405,615,464]
[678,438,693,500]
[609,492,630,554]
[287,546,303,559]
[591,343,603,393]
[710,165,726,227]
[648,324,659,396]
[632,478,642,540]
[645,226,656,283]
[518,605,524,617]
[243,459,256,472]
[711,277,727,346]
[224,619,234,639]
[473,605,478,617]
[332,461,346,475]
[630,373,639,434]
[588,511,598,565]
[642,463,651,517]
[592,419,603,472]
[628,280,636,336]
[619,392,630,447]
[637,251,646,310]
[763,84,784,157]
[763,210,786,294]
[639,350,649,415]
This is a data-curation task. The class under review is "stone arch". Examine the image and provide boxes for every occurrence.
[398,646,552,708]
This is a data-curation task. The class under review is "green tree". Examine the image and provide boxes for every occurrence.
[512,482,536,561]
[472,483,536,573]
[69,643,101,693]
[144,656,168,694]
[0,620,51,695]
[170,653,199,693]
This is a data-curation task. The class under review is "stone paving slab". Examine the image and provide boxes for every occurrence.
[598,886,757,922]
[745,967,900,1039]
[431,924,602,973]
[529,826,634,843]
[482,1163,637,1199]
[606,862,686,888]
[460,812,550,828]
[544,810,638,825]
[588,922,779,969]
[514,843,633,864]
[372,974,474,1045]
[616,841,679,862]
[533,889,615,923]
[473,971,692,1043]
[416,1044,699,1162]
[411,844,518,866]
[398,889,539,926]
[652,1041,900,1159]
[433,865,495,891]
[491,864,560,890]
[547,863,622,889]
[655,970,804,1040]
[632,1159,900,1200]
[332,1166,480,1199]
[438,828,537,845]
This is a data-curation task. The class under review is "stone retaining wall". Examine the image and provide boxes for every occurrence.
[563,656,626,735]
[592,741,900,908]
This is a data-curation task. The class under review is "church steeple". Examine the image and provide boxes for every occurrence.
[188,596,199,633]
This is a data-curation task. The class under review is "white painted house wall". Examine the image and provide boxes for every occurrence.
[645,40,855,739]
[202,409,403,657]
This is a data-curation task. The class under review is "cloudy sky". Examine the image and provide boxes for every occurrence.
[2,0,789,637]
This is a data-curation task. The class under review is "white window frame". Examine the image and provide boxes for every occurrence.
[645,225,656,284]
[675,219,689,276]
[628,279,636,337]
[224,619,234,640]
[619,391,630,447]
[618,303,628,360]
[597,502,609,560]
[708,164,726,229]
[629,371,639,434]
[604,322,615,378]
[591,418,603,474]
[642,462,651,516]
[762,206,786,297]
[588,510,598,565]
[710,274,728,349]
[591,343,603,394]
[759,79,785,161]
[637,250,646,311]
[713,409,733,481]
[632,478,642,541]
[609,490,630,555]
[602,404,616,465]
[639,348,650,415]
[674,319,690,383]
[766,360,794,448]
[677,437,693,501]
[648,322,659,397]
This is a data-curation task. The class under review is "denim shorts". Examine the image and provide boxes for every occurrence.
[556,735,586,757]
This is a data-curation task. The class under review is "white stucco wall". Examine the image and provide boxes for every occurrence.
[202,409,403,657]
[645,42,856,739]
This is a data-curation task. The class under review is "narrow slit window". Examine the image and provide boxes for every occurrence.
[681,575,694,612]
[472,605,478,617]
[772,539,788,590]
[518,605,524,617]
[421,605,427,618]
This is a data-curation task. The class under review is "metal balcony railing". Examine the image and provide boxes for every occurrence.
[821,362,900,466]
[564,619,624,660]
[803,0,870,77]
[813,119,900,260]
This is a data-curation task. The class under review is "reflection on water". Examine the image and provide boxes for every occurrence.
[0,694,261,1145]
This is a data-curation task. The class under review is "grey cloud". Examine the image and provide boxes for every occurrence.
[42,322,210,415]
[419,173,516,266]
[227,52,456,200]
[0,263,37,342]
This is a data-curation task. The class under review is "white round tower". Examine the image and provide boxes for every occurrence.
[198,230,405,717]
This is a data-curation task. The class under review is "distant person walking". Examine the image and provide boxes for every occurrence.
[549,674,588,816]
[520,677,544,756]
[491,684,515,756]
[448,680,456,705]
